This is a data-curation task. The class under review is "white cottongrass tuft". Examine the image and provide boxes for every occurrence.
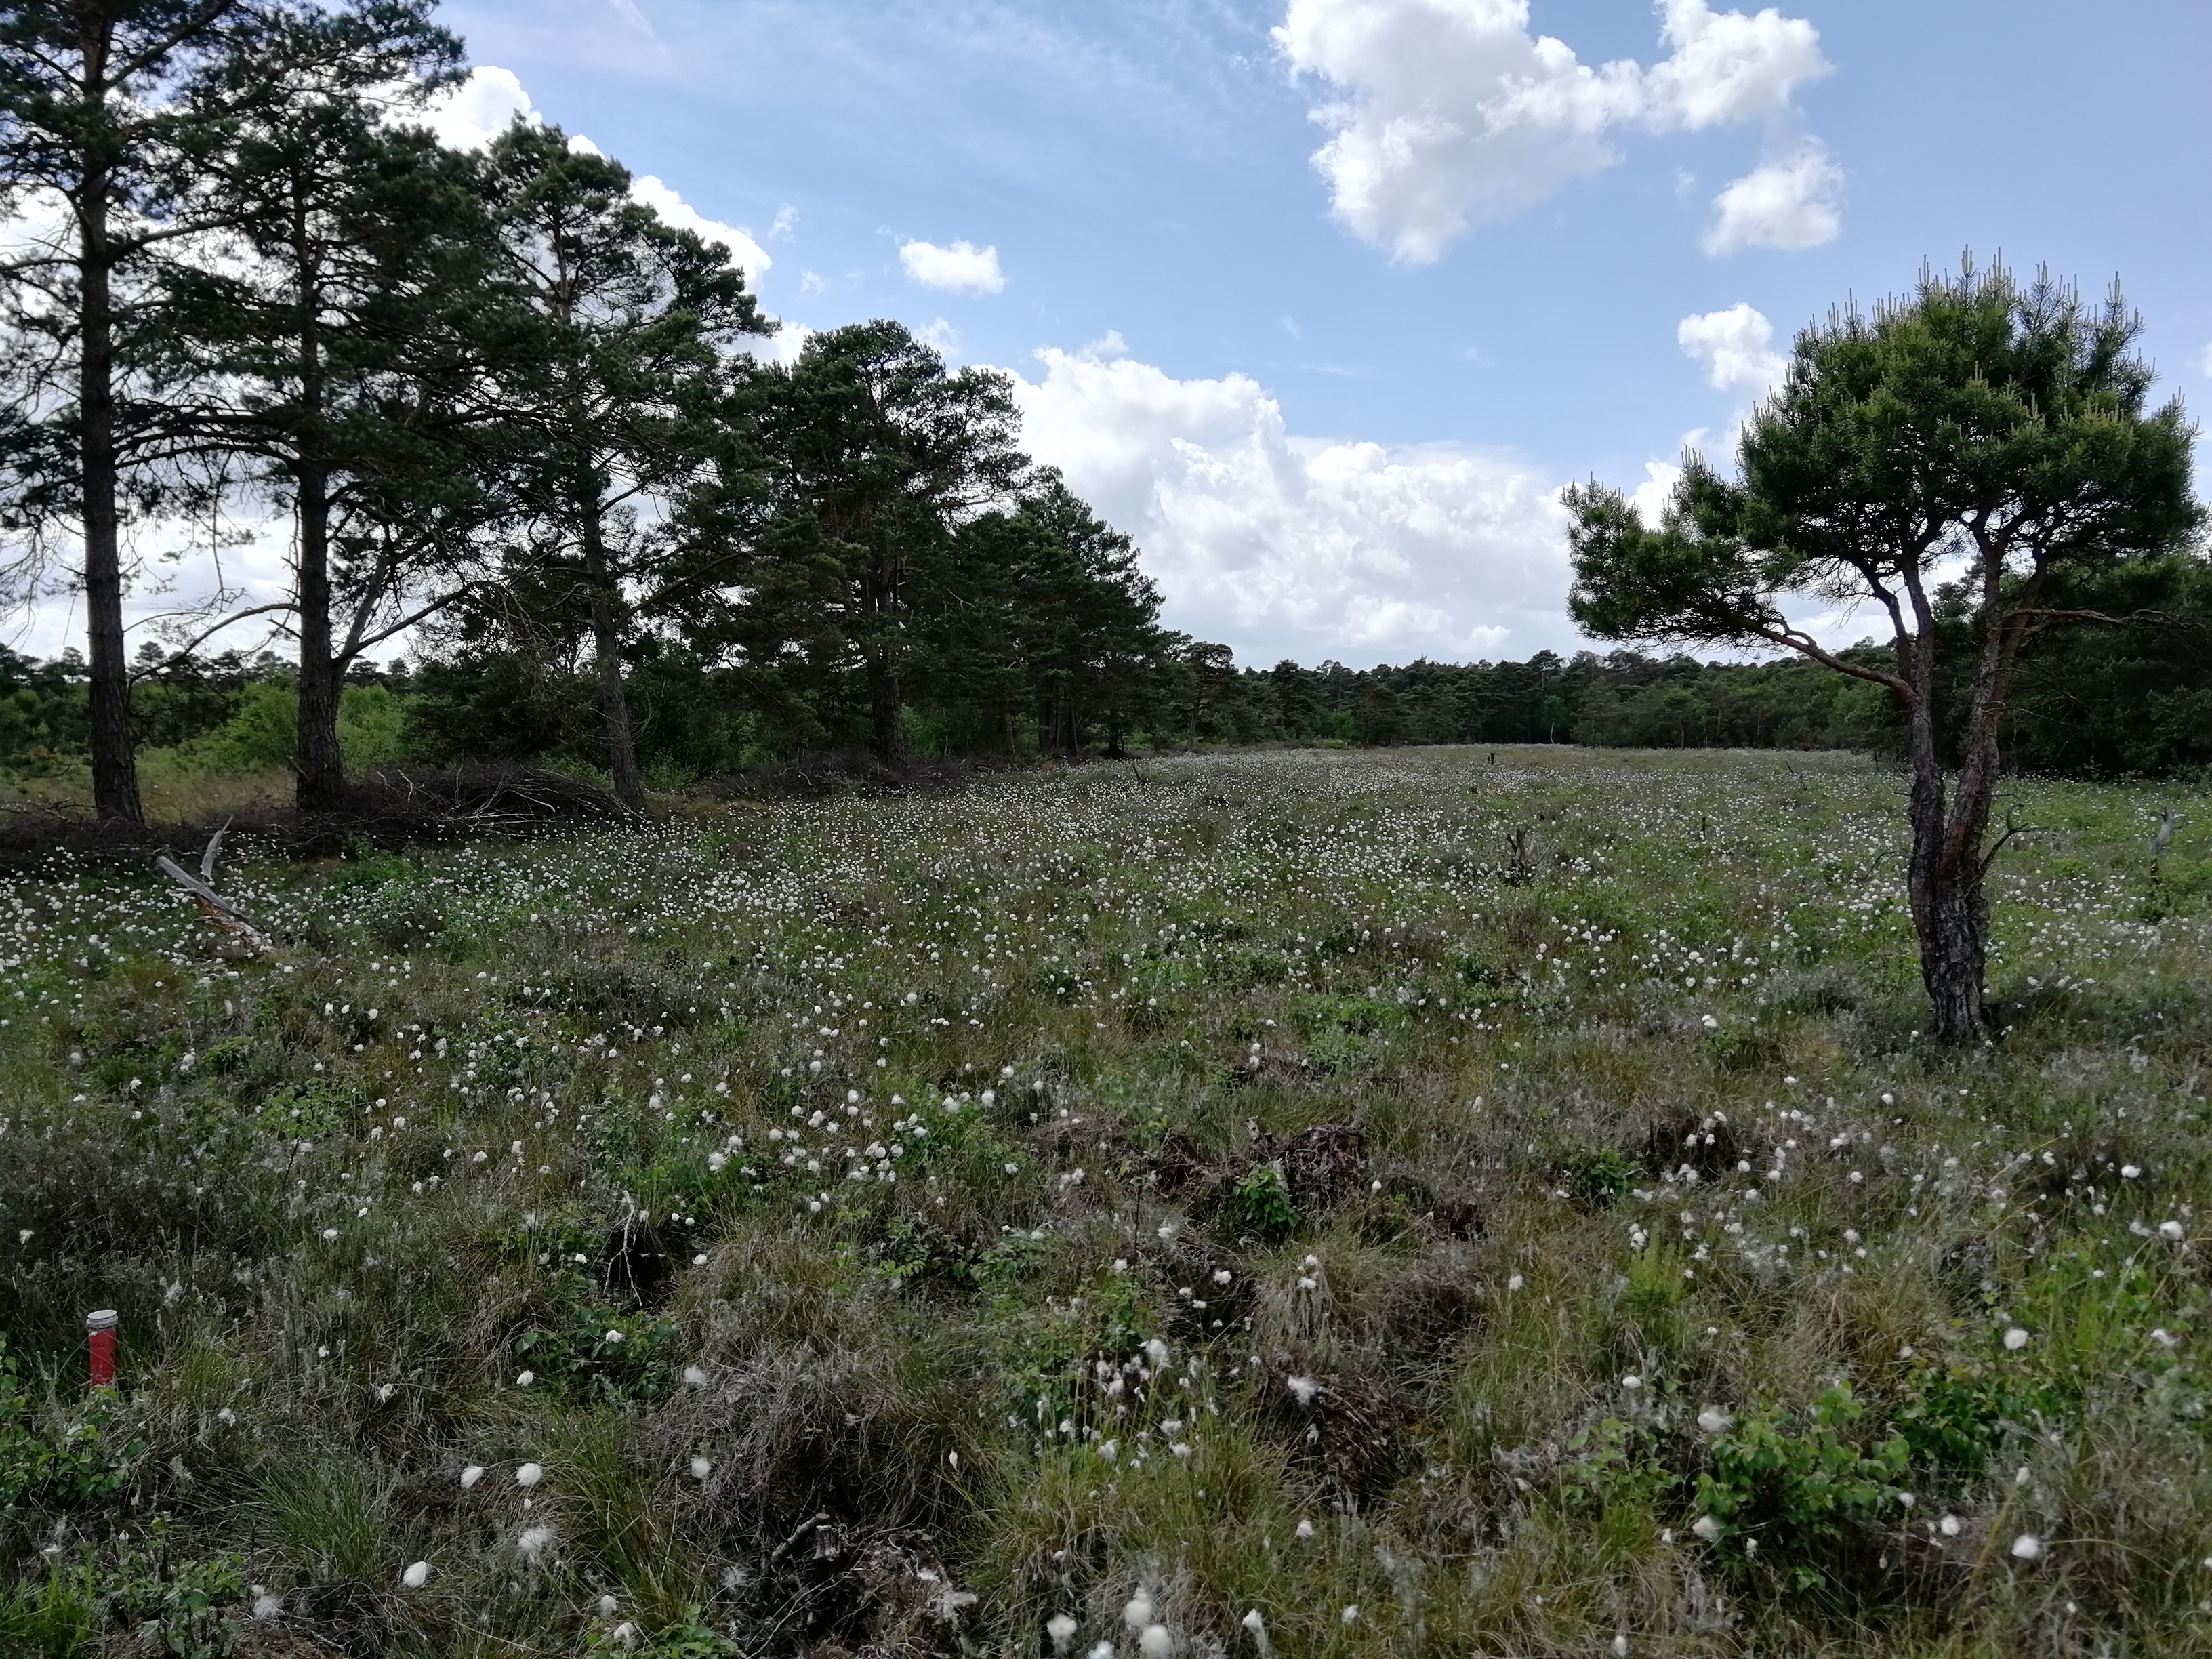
[1046,1612,1079,1651]
[597,1593,619,1616]
[1294,1517,1316,1540]
[689,1456,712,1481]
[1939,1515,1961,1536]
[1286,1375,1319,1405]
[1340,1605,1359,1624]
[2003,1327,2030,1351]
[2011,1534,2043,1559]
[459,1465,484,1489]
[515,1370,534,1387]
[518,1525,554,1560]
[1122,1595,1154,1630]
[683,1365,708,1387]
[2160,1219,2186,1240]
[515,1462,544,1488]
[401,1560,429,1588]
[1697,1406,1732,1434]
[1139,1624,1174,1658]
[1691,1514,1722,1541]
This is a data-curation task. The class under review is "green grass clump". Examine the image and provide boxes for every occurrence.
[2,745,2210,1655]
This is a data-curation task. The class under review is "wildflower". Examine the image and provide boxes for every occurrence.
[459,1465,484,1489]
[1046,1612,1080,1651]
[401,1561,429,1588]
[2011,1534,2043,1560]
[2003,1327,2030,1351]
[516,1462,544,1488]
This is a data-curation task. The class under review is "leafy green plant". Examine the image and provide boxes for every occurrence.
[1563,1146,1636,1206]
[1692,1386,1910,1589]
[0,1336,140,1509]
[1227,1162,1296,1240]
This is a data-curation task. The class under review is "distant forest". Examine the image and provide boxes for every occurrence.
[7,546,2208,785]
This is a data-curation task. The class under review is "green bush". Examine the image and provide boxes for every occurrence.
[1692,1386,1910,1589]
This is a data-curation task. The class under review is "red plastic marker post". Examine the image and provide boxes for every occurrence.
[87,1309,117,1389]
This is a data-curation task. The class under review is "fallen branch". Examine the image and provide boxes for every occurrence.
[156,823,270,950]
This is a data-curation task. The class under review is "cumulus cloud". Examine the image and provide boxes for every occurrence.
[1702,144,1842,254]
[1275,0,1831,262]
[424,67,771,279]
[628,174,773,277]
[2196,340,2212,377]
[1677,302,1786,395]
[422,65,537,151]
[1006,342,1574,664]
[899,239,1006,293]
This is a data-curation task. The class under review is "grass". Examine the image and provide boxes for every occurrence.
[1,744,2209,1656]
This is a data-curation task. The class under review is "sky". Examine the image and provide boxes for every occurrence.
[16,0,2212,671]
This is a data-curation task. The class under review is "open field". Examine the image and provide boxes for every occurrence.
[3,746,2210,1657]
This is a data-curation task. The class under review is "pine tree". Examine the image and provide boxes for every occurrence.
[159,0,475,811]
[0,0,265,822]
[478,120,767,809]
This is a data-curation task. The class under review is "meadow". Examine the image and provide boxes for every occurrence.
[1,745,2209,1658]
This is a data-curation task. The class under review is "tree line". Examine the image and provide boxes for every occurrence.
[1,0,1188,819]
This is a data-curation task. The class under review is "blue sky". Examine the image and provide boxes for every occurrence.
[43,0,2212,672]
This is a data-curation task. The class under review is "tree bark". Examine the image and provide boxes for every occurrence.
[579,506,643,811]
[867,649,906,763]
[294,455,348,813]
[77,24,143,824]
[291,197,346,815]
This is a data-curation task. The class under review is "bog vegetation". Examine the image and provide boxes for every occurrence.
[3,747,2211,1656]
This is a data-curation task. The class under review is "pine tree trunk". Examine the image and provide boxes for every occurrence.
[291,218,346,816]
[294,457,348,813]
[868,651,905,762]
[1902,670,1992,1044]
[77,79,142,824]
[581,508,642,811]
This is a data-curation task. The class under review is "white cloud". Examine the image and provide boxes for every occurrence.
[1702,144,1842,254]
[1677,302,1785,395]
[422,65,537,152]
[916,317,960,354]
[2196,340,2212,377]
[899,239,1006,293]
[628,174,773,277]
[424,68,771,281]
[1631,458,1683,529]
[1007,341,1575,664]
[770,205,798,240]
[1275,0,1831,263]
